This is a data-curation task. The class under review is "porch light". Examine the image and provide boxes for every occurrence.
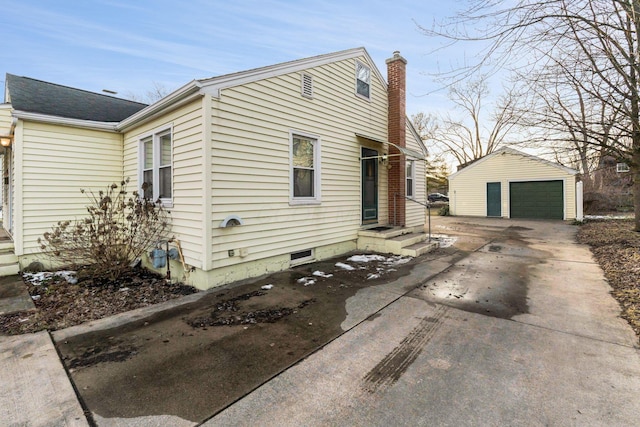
[0,136,11,147]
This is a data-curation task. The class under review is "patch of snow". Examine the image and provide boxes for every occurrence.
[335,262,355,270]
[119,287,130,292]
[261,284,274,290]
[23,270,78,285]
[585,214,633,220]
[383,256,412,266]
[430,234,457,248]
[347,254,387,263]
[31,295,40,301]
[297,277,316,286]
[312,271,333,278]
[367,273,381,280]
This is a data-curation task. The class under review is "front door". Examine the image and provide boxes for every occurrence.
[362,147,378,222]
[487,182,502,217]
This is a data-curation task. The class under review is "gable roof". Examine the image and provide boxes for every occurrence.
[5,74,147,122]
[118,47,384,130]
[448,147,579,179]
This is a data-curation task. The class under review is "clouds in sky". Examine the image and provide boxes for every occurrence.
[0,0,473,115]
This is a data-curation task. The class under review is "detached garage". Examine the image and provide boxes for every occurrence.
[448,148,580,220]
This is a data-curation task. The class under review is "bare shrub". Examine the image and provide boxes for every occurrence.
[38,179,170,281]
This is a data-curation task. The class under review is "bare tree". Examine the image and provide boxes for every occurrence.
[512,58,623,186]
[411,112,439,141]
[421,0,640,229]
[124,81,172,104]
[411,112,451,192]
[428,76,521,166]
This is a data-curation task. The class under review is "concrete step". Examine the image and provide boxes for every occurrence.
[0,263,20,277]
[385,232,427,253]
[0,241,14,251]
[401,241,439,257]
[0,251,18,264]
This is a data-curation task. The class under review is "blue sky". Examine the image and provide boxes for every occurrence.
[0,0,474,117]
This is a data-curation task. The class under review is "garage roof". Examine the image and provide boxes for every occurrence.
[448,147,578,178]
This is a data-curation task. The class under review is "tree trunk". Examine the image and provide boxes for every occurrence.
[634,155,640,232]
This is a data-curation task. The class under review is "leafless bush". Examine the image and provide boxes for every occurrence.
[38,179,170,281]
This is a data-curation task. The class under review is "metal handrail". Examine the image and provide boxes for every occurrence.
[393,193,433,242]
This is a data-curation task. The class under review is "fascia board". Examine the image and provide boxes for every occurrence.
[199,47,387,96]
[117,81,202,131]
[11,110,118,132]
[448,147,578,179]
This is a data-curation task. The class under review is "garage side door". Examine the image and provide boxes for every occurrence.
[509,180,563,219]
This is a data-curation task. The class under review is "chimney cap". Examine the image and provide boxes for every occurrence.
[386,50,407,65]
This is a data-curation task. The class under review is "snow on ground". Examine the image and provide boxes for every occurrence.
[585,214,633,220]
[312,271,333,278]
[429,234,458,248]
[335,262,355,270]
[23,270,78,285]
[347,254,387,263]
[261,284,274,290]
[297,277,316,286]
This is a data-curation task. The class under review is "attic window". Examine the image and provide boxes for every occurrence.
[301,73,313,98]
[617,163,630,173]
[356,61,371,99]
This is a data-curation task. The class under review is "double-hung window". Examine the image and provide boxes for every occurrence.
[356,61,371,100]
[140,128,172,205]
[291,132,321,204]
[406,160,415,198]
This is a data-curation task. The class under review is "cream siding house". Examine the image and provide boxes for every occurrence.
[448,147,580,220]
[2,48,430,289]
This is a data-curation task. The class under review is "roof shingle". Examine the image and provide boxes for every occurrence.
[5,74,147,122]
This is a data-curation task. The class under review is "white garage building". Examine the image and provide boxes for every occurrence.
[448,148,581,220]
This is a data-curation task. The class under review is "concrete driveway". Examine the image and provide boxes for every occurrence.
[204,217,640,426]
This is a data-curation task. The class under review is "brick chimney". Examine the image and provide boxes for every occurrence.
[386,51,407,226]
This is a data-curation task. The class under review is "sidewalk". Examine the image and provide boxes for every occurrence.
[0,331,88,426]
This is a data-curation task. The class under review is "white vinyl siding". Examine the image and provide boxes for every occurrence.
[123,99,204,268]
[18,121,123,255]
[0,106,14,235]
[448,150,577,220]
[404,123,427,228]
[208,56,389,269]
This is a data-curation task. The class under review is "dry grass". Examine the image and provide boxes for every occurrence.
[577,219,640,339]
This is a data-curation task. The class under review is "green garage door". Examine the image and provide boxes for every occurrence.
[510,180,564,219]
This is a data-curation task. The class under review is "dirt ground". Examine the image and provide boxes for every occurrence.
[577,219,640,338]
[53,252,420,423]
[0,267,197,335]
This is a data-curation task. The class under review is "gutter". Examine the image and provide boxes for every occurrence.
[11,110,118,132]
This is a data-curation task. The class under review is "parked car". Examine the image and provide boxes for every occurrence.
[428,193,449,202]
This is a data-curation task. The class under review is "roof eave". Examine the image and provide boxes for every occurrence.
[448,147,579,179]
[11,110,119,132]
[198,47,386,96]
[116,80,203,131]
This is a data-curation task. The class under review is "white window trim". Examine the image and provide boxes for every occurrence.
[355,60,371,101]
[289,130,321,205]
[617,163,630,173]
[406,159,415,199]
[138,125,173,207]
